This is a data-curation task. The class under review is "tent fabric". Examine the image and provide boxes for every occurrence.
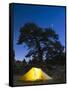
[19,67,52,81]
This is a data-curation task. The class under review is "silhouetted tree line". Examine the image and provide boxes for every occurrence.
[13,51,65,75]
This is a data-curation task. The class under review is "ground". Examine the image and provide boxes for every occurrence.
[13,65,66,86]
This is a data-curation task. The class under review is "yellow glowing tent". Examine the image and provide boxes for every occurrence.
[19,67,52,81]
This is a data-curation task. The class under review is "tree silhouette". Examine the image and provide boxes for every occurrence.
[22,59,27,67]
[17,22,64,64]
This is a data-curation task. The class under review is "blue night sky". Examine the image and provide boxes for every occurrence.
[12,4,66,61]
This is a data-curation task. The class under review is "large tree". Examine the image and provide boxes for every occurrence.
[17,22,64,62]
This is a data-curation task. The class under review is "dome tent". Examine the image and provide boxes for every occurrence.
[19,67,52,81]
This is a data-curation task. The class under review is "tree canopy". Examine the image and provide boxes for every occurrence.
[17,22,64,62]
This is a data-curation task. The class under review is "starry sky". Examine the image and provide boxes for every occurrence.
[11,3,66,61]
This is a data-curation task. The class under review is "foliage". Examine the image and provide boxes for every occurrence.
[17,22,64,62]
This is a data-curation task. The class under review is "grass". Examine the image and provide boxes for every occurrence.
[13,74,66,86]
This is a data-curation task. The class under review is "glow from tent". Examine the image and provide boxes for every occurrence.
[19,67,52,81]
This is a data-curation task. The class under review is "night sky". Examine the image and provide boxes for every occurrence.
[12,4,66,61]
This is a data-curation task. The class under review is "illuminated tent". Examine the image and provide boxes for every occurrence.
[19,67,52,81]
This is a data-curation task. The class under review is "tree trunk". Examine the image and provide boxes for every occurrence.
[34,37,43,63]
